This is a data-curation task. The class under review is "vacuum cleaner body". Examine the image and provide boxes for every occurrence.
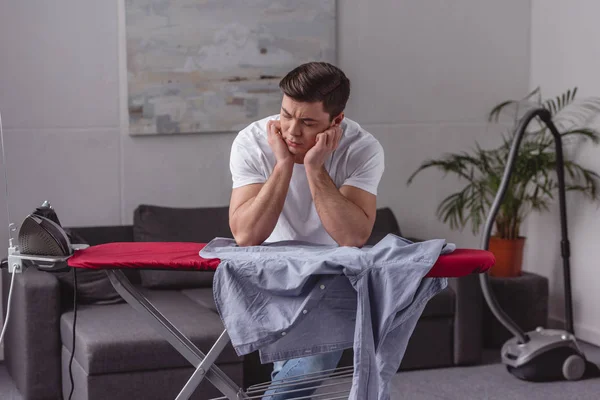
[502,327,586,381]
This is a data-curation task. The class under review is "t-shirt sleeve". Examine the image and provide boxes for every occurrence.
[229,136,267,189]
[342,140,385,195]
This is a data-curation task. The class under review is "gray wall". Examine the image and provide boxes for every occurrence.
[525,0,600,346]
[0,0,532,356]
[339,0,530,247]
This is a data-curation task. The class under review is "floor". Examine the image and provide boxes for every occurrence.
[0,359,21,400]
[2,342,600,399]
[387,341,600,399]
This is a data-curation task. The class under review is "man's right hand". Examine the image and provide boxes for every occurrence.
[267,120,294,166]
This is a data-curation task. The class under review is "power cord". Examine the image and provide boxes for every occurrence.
[0,268,16,346]
[68,267,77,400]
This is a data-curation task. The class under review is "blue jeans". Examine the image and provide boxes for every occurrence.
[262,350,344,400]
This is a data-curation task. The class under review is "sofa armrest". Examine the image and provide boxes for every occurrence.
[2,267,62,400]
[448,274,483,365]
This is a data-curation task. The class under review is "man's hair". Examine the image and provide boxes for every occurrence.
[279,62,350,120]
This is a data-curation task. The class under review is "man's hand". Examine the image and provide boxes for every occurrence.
[267,120,294,166]
[229,121,296,246]
[304,125,343,169]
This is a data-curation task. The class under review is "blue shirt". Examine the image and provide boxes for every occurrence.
[200,234,454,399]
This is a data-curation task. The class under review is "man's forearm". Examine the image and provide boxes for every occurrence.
[306,165,371,247]
[231,161,293,246]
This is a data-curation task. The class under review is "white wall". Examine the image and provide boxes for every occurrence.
[0,0,532,357]
[524,0,600,346]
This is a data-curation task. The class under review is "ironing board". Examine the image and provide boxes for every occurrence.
[58,241,495,400]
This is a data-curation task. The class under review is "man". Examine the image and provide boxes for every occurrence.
[228,62,385,399]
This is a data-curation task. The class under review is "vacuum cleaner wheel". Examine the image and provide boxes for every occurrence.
[507,346,586,382]
[563,354,587,380]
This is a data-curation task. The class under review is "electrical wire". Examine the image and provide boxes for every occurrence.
[0,269,16,345]
[68,267,77,400]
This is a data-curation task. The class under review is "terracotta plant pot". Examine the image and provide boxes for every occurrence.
[488,236,525,277]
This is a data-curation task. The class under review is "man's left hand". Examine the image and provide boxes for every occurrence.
[304,125,343,169]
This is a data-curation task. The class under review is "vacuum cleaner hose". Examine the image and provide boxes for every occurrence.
[479,107,573,344]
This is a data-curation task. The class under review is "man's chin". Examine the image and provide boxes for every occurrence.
[287,148,306,164]
[287,146,304,155]
[293,154,305,164]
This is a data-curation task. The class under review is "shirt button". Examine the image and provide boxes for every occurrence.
[320,285,325,290]
[281,332,286,336]
[303,309,308,314]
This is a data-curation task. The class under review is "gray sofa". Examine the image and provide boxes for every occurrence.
[2,204,483,400]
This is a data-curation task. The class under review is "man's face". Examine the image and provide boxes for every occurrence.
[279,95,342,162]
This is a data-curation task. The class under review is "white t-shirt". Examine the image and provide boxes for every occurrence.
[229,114,385,245]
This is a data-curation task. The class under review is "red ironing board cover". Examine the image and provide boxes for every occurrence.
[426,249,495,277]
[67,242,220,271]
[67,242,494,277]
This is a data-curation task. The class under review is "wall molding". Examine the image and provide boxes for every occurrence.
[548,315,600,347]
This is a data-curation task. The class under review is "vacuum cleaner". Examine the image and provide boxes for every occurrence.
[479,107,595,382]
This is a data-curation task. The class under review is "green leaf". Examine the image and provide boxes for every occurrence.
[561,128,600,144]
[489,100,518,123]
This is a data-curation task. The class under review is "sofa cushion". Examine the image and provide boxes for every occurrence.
[54,268,124,306]
[421,286,455,318]
[133,204,233,289]
[60,288,240,375]
[181,288,218,313]
[64,225,142,284]
[61,347,245,400]
[139,269,215,291]
[54,229,125,306]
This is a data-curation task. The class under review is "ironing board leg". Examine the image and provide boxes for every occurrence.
[176,330,233,400]
[104,269,248,400]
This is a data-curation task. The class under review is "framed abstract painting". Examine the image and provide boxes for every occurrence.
[124,0,337,135]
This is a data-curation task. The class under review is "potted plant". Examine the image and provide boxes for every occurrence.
[407,87,600,277]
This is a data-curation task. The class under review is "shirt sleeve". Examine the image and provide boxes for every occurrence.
[342,140,385,195]
[229,136,268,189]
